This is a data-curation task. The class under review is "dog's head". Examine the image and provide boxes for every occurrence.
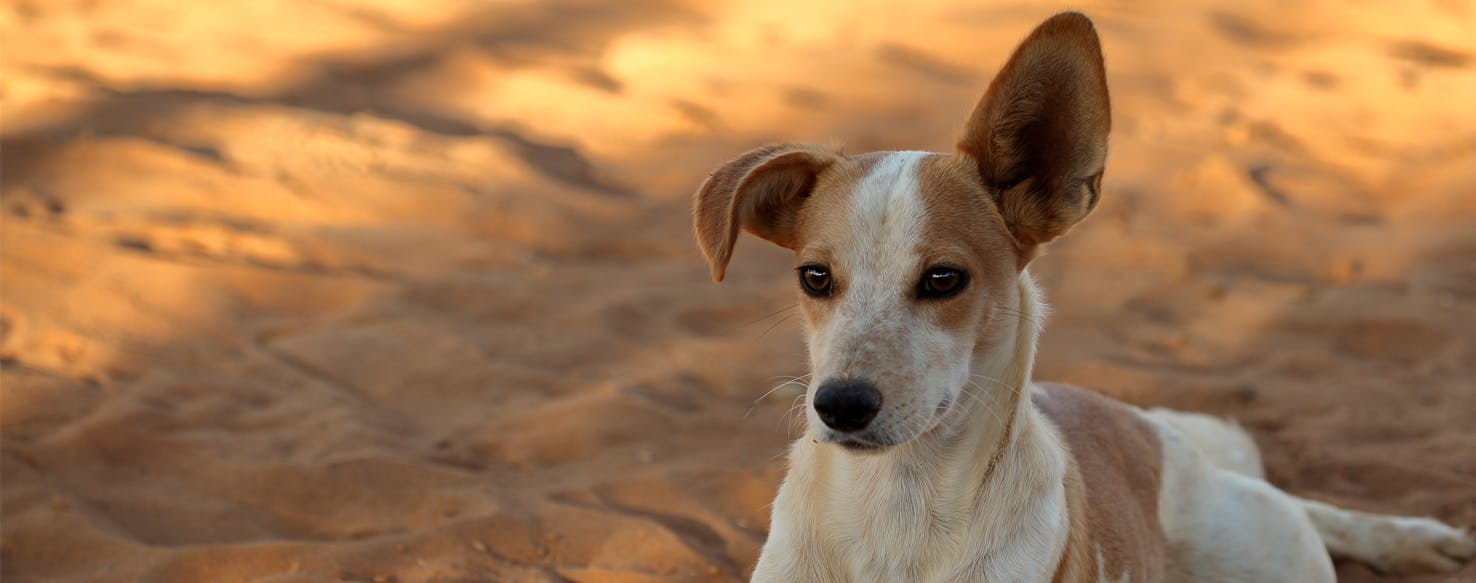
[694,13,1110,451]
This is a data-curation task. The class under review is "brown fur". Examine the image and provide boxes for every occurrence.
[955,12,1111,265]
[791,152,884,266]
[1034,383,1168,581]
[692,142,842,281]
[914,154,1022,339]
[1053,452,1098,583]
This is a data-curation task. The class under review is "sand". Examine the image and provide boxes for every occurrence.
[2,0,1474,581]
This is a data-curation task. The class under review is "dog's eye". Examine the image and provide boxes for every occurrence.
[919,267,967,299]
[798,265,833,297]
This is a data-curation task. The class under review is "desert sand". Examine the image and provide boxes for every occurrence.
[2,0,1474,581]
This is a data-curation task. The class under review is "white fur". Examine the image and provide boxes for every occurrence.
[1149,415,1337,582]
[1145,409,1263,480]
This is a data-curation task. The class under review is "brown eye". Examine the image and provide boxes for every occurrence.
[919,267,967,299]
[798,265,833,297]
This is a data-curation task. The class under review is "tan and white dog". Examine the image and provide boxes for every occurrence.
[693,12,1476,583]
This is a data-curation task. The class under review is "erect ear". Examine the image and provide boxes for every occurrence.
[693,143,840,282]
[956,11,1110,262]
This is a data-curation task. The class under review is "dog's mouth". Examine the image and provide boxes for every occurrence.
[935,392,956,417]
[834,435,891,452]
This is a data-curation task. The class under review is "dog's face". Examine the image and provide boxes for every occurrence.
[694,13,1110,451]
[785,152,1021,449]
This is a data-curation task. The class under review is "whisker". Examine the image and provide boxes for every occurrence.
[956,384,992,417]
[746,303,799,326]
[987,300,1040,327]
[746,375,813,419]
[966,374,1021,427]
[961,382,1013,430]
[757,313,797,340]
[959,392,1007,433]
[765,373,813,383]
[969,373,1023,396]
[784,394,809,440]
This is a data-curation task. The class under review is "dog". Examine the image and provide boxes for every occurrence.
[692,12,1476,582]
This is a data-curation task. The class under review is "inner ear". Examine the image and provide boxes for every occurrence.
[693,143,840,282]
[956,11,1111,255]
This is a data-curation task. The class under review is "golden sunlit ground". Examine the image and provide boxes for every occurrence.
[3,1,1475,581]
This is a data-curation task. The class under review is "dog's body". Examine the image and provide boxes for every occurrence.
[693,13,1475,582]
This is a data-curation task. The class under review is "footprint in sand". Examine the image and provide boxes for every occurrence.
[1331,318,1453,368]
[4,187,67,221]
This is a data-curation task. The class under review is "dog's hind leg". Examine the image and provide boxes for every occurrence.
[1148,409,1475,575]
[1295,497,1476,576]
[1154,428,1337,582]
[1145,408,1264,479]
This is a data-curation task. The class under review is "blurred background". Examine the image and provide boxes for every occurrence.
[2,0,1474,581]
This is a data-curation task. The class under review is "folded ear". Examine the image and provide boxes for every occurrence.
[956,12,1110,261]
[693,143,840,282]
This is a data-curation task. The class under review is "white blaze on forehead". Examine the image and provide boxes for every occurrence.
[806,150,971,445]
[842,151,930,303]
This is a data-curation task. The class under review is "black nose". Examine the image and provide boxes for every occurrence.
[814,379,882,432]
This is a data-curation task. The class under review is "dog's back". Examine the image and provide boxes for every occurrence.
[1033,383,1167,581]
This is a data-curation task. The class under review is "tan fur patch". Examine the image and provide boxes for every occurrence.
[792,153,884,262]
[1034,383,1168,581]
[692,143,842,281]
[1053,452,1098,582]
[914,154,1022,342]
[954,12,1111,264]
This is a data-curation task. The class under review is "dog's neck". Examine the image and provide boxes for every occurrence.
[808,271,1068,578]
[936,270,1048,486]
